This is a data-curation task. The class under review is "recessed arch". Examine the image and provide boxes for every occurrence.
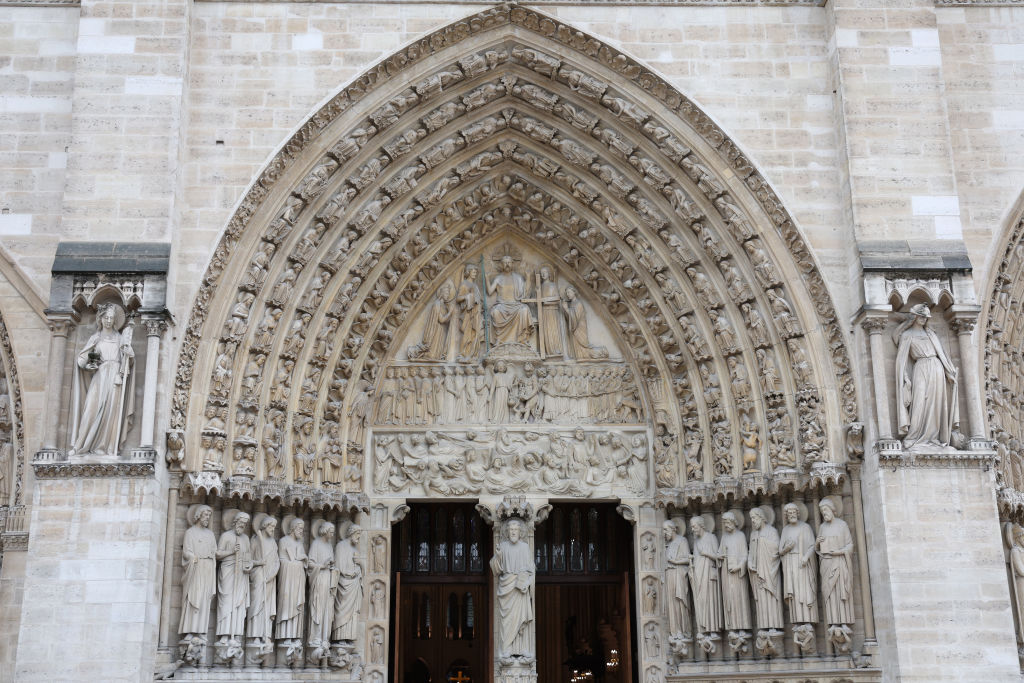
[172,4,858,503]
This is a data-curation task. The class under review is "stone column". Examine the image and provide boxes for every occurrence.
[39,315,74,455]
[859,316,897,447]
[138,317,167,451]
[950,315,986,443]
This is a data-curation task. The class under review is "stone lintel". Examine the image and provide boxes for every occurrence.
[51,241,171,275]
[858,239,973,273]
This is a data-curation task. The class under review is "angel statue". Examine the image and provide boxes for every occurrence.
[68,302,135,457]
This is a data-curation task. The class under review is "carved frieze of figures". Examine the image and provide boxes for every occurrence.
[374,362,642,426]
[372,429,648,497]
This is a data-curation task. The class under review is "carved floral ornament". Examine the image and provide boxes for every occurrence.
[171,5,858,502]
[0,307,23,507]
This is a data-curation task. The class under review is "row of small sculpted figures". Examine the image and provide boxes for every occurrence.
[177,505,370,670]
[653,497,855,663]
[375,361,643,426]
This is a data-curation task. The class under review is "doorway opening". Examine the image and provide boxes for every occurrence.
[392,503,491,683]
[535,503,636,683]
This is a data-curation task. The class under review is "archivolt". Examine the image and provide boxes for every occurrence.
[0,307,25,507]
[173,4,857,499]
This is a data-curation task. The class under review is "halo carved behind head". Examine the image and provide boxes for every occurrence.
[783,501,809,523]
[187,504,212,526]
[95,301,127,332]
[820,495,843,518]
[723,509,744,531]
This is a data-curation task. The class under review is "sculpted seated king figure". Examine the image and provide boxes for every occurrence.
[488,255,535,348]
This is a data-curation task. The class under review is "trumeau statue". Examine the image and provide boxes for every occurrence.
[180,505,217,648]
[332,524,363,642]
[779,503,817,625]
[216,510,252,660]
[719,511,751,634]
[68,302,136,457]
[690,515,723,641]
[894,303,960,448]
[491,517,535,660]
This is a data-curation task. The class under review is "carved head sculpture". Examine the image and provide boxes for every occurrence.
[750,508,766,530]
[721,511,738,533]
[188,504,213,527]
[317,520,336,542]
[345,523,362,545]
[689,516,705,537]
[96,302,125,332]
[232,511,251,535]
[465,265,479,281]
[818,496,842,521]
[662,519,682,541]
[258,515,277,536]
[910,303,932,322]
[783,502,800,525]
[564,285,578,302]
[289,518,305,539]
[505,517,525,544]
[540,265,552,282]
[500,255,514,272]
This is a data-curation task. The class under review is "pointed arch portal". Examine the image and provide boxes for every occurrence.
[167,5,870,682]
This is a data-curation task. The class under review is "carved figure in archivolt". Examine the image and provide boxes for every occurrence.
[491,518,535,659]
[456,265,484,361]
[894,303,959,448]
[563,285,608,360]
[690,515,723,638]
[747,506,783,633]
[248,514,280,645]
[180,505,217,640]
[307,520,337,662]
[779,503,816,624]
[276,517,308,642]
[408,280,455,361]
[663,520,692,641]
[817,497,854,649]
[216,510,252,648]
[333,524,363,642]
[718,511,751,633]
[68,302,135,457]
[488,252,535,347]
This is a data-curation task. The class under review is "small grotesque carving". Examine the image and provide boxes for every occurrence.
[333,524,363,642]
[779,503,817,625]
[68,303,135,458]
[664,520,692,643]
[894,303,960,449]
[179,505,217,658]
[690,515,722,643]
[491,517,535,659]
[216,510,252,664]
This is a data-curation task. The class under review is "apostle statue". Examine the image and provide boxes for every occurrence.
[68,302,135,457]
[333,523,364,642]
[718,511,751,634]
[1007,523,1024,644]
[488,253,534,347]
[747,506,783,635]
[490,517,535,659]
[247,514,280,654]
[216,510,252,657]
[663,520,692,642]
[179,505,217,650]
[562,286,608,360]
[276,517,308,652]
[817,497,854,650]
[537,265,563,357]
[779,503,817,624]
[307,520,337,662]
[407,280,455,361]
[456,265,484,361]
[893,303,959,448]
[689,515,723,638]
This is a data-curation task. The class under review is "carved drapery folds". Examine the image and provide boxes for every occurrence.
[171,8,856,509]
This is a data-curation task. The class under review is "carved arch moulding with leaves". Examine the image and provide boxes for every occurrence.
[170,5,860,510]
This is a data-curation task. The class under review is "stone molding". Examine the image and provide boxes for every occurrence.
[196,0,827,4]
[0,0,79,5]
[32,450,158,478]
[878,447,998,470]
[935,0,1024,5]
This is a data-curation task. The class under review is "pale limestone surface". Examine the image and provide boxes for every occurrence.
[0,2,1022,682]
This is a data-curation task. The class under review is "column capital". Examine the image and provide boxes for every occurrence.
[142,316,168,337]
[859,317,888,334]
[45,313,76,336]
[950,317,976,335]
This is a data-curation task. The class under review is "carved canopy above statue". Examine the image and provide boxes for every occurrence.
[171,4,858,503]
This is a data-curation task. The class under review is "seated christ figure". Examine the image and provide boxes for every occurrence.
[488,254,534,346]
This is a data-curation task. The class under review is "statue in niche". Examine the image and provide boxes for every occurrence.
[307,520,337,662]
[248,514,280,653]
[333,524,363,642]
[68,302,135,457]
[490,517,535,659]
[456,264,484,361]
[718,511,751,635]
[779,503,817,625]
[663,520,692,641]
[893,303,960,448]
[644,621,661,659]
[817,497,854,651]
[371,534,387,574]
[408,281,455,361]
[1007,523,1024,645]
[537,265,564,357]
[488,252,535,347]
[562,286,608,360]
[216,510,252,657]
[370,581,386,620]
[276,518,308,649]
[690,515,723,640]
[747,506,784,640]
[179,505,217,644]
